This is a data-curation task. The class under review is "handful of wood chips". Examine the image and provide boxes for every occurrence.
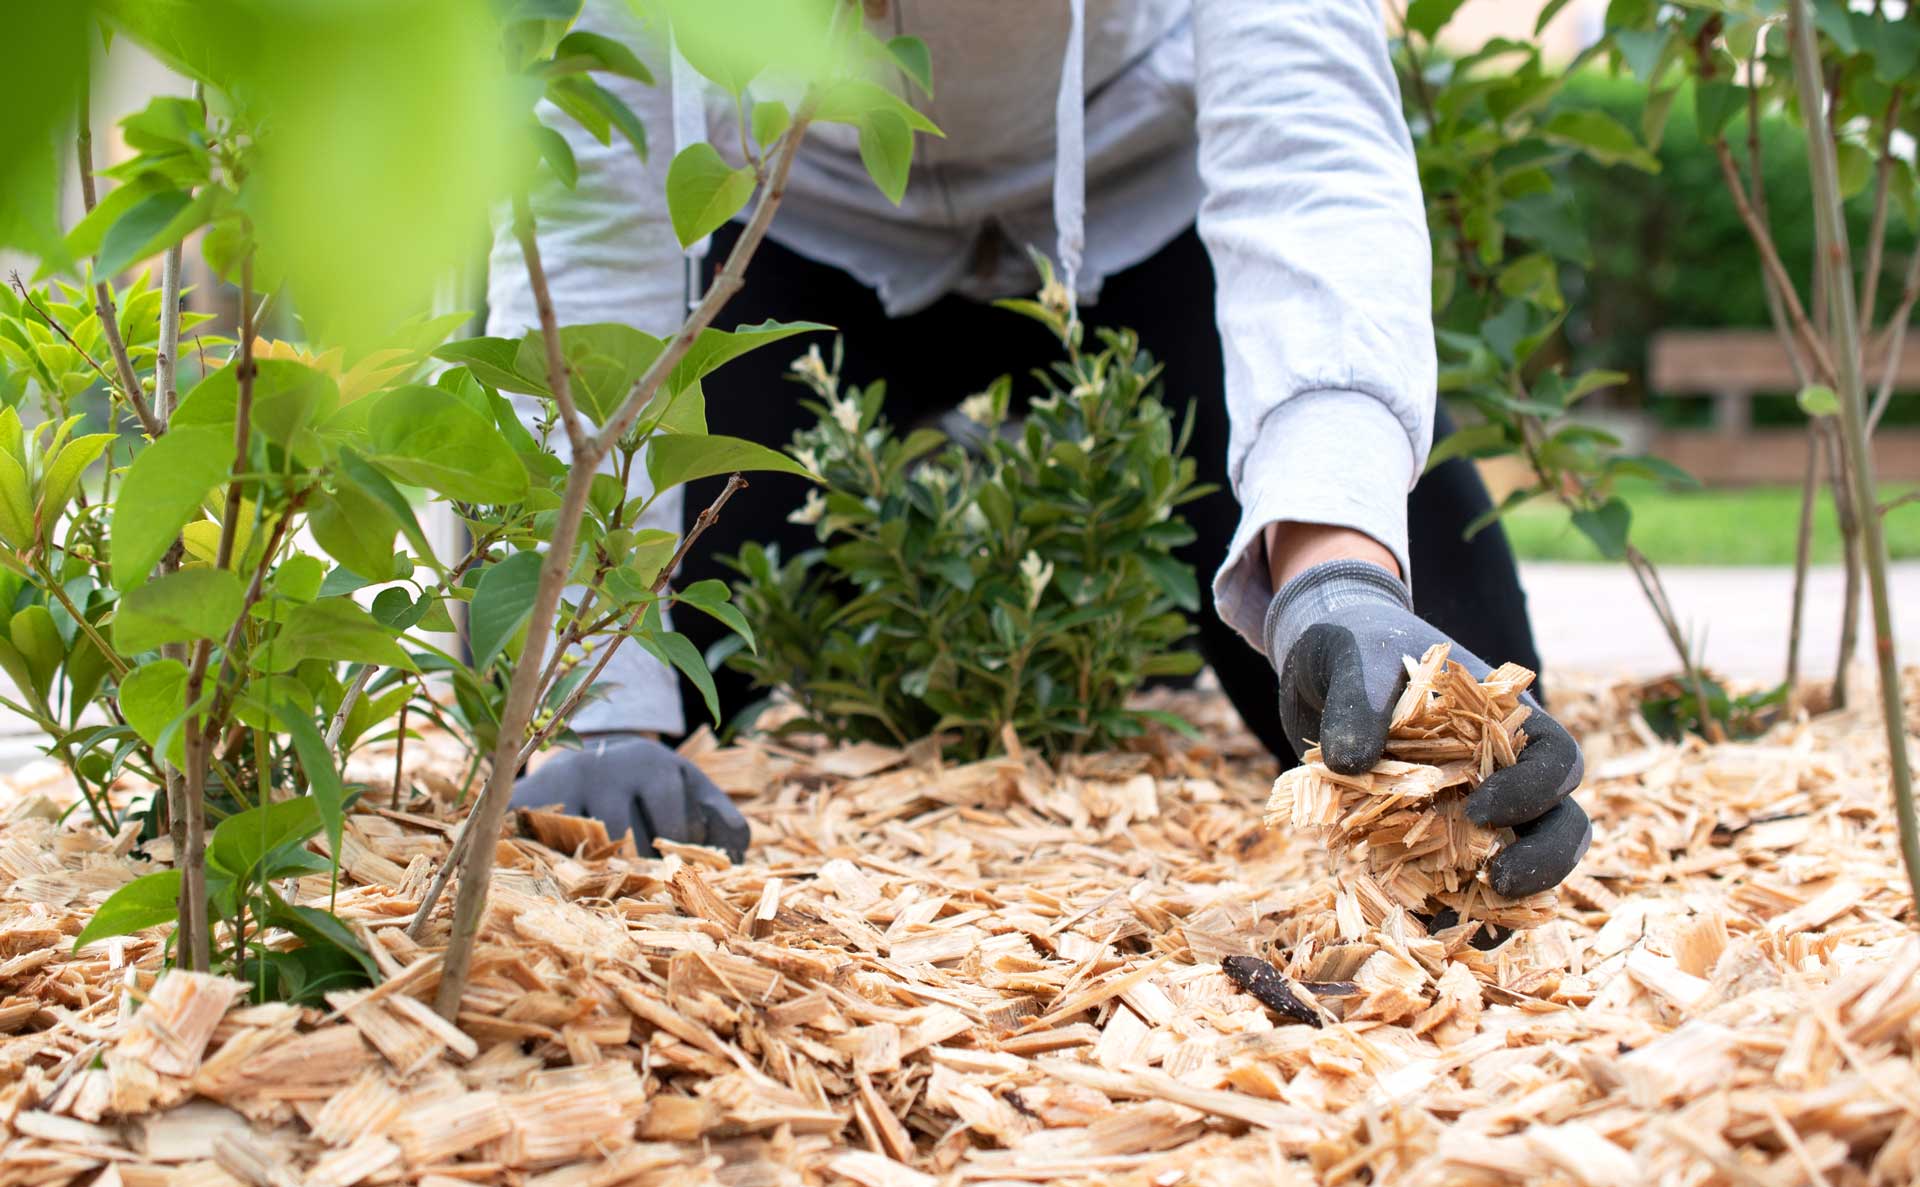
[1266,642,1558,931]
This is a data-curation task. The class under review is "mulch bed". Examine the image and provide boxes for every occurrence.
[2,671,1917,1186]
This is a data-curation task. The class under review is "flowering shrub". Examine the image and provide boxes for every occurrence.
[726,309,1207,760]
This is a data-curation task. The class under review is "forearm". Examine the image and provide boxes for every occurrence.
[1265,522,1399,592]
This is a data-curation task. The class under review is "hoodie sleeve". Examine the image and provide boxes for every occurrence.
[484,0,690,736]
[1190,0,1436,652]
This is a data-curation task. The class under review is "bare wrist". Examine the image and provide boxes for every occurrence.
[1263,522,1400,593]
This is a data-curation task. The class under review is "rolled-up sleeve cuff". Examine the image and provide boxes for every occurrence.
[1212,388,1416,654]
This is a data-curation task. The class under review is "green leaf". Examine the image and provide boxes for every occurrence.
[271,702,348,870]
[110,425,231,590]
[813,81,942,136]
[1427,421,1511,470]
[640,629,720,723]
[38,433,115,537]
[114,568,244,655]
[858,109,913,205]
[73,870,181,950]
[667,320,829,393]
[366,384,529,504]
[1541,109,1658,172]
[674,578,755,652]
[263,895,378,982]
[665,143,757,248]
[262,597,416,673]
[751,100,790,148]
[553,30,655,83]
[432,337,546,395]
[273,555,328,604]
[1836,143,1873,201]
[646,433,814,492]
[9,606,64,699]
[1534,0,1577,35]
[98,187,215,278]
[532,123,579,188]
[1406,0,1467,39]
[1138,553,1199,613]
[338,450,440,572]
[1693,81,1745,141]
[308,486,401,582]
[1797,384,1840,416]
[175,360,341,462]
[1570,497,1632,561]
[575,76,648,160]
[469,550,544,669]
[62,173,168,264]
[120,658,188,764]
[0,448,32,549]
[1611,27,1670,83]
[514,323,665,424]
[885,36,932,95]
[208,796,323,883]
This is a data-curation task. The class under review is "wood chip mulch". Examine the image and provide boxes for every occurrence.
[2,670,1918,1187]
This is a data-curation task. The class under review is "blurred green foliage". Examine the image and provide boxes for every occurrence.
[1552,70,1918,421]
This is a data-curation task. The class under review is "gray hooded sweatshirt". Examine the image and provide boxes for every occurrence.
[488,0,1437,736]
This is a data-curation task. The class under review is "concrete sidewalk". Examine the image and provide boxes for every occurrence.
[1520,560,1920,684]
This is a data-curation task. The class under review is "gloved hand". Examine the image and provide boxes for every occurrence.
[1265,559,1591,898]
[510,736,750,862]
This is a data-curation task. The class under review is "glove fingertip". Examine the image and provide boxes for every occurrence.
[1319,720,1387,776]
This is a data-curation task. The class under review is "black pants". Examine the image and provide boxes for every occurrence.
[681,226,1543,762]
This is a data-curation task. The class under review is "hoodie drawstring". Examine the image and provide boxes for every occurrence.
[670,30,710,314]
[1053,0,1087,321]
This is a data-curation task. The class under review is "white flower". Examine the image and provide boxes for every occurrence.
[917,466,952,495]
[961,504,989,533]
[1039,274,1072,318]
[1020,550,1054,610]
[789,344,835,396]
[787,489,826,526]
[793,446,821,476]
[829,395,861,434]
[959,391,997,425]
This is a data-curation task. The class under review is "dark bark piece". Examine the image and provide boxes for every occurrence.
[1221,956,1322,1028]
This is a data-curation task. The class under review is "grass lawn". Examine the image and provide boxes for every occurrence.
[1499,480,1920,566]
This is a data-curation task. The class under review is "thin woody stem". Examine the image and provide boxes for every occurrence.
[1714,136,1839,386]
[1789,0,1920,921]
[1858,88,1901,331]
[516,473,749,767]
[1868,247,1920,432]
[429,115,817,1022]
[77,90,166,440]
[512,193,589,455]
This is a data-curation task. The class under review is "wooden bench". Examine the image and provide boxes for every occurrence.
[1645,329,1920,483]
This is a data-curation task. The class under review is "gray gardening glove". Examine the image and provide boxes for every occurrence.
[510,736,750,862]
[1264,559,1591,897]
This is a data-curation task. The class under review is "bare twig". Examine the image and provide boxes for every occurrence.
[77,91,166,439]
[1881,490,1920,515]
[177,257,258,971]
[1789,0,1920,920]
[432,111,817,1021]
[1826,424,1861,708]
[10,274,120,398]
[1868,247,1920,432]
[516,473,749,767]
[512,193,588,454]
[1714,137,1839,386]
[1785,429,1819,701]
[325,665,377,750]
[1858,88,1901,331]
[392,701,411,811]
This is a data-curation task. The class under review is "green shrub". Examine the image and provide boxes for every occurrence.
[725,315,1208,760]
